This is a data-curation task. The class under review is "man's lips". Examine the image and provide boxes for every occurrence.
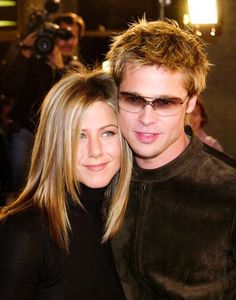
[135,131,160,143]
[84,162,108,171]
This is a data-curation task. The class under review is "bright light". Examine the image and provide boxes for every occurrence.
[183,14,190,25]
[0,20,16,27]
[0,1,16,7]
[102,60,110,72]
[188,0,218,24]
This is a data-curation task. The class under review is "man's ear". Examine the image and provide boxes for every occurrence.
[186,95,197,114]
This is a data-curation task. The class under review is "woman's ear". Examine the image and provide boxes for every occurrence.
[186,95,197,114]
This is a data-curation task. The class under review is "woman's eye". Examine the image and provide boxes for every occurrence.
[103,131,115,137]
[80,133,86,139]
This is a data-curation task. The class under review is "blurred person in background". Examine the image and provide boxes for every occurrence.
[190,98,224,151]
[53,12,85,69]
[0,11,85,194]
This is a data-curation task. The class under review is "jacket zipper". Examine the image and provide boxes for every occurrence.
[132,182,151,300]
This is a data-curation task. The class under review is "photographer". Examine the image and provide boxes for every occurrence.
[0,9,85,194]
[53,12,85,69]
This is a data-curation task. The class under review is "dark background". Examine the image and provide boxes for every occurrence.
[0,0,235,158]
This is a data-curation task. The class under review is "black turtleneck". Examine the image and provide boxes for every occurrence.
[66,184,125,299]
[0,185,125,299]
[79,183,106,214]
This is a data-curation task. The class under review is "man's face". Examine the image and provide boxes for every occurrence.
[118,64,196,169]
[56,22,79,57]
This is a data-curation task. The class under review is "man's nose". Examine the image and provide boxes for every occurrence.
[138,104,158,126]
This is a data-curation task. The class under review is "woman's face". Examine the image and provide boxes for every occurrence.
[77,101,121,188]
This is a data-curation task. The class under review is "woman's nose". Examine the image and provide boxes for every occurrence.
[88,137,103,158]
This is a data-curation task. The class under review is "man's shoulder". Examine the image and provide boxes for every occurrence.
[202,143,236,170]
[186,141,236,199]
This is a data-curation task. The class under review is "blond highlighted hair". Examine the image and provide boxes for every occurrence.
[0,69,132,251]
[106,18,210,96]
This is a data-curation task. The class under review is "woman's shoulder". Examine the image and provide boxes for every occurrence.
[1,206,43,225]
[0,207,47,249]
[0,207,66,298]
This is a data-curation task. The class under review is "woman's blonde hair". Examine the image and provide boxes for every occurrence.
[0,69,132,251]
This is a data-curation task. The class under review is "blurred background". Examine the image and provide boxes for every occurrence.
[0,0,235,159]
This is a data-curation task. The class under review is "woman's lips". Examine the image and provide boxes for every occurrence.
[84,162,108,171]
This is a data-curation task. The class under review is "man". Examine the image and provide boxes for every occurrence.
[106,19,236,299]
[0,12,85,192]
[53,12,85,68]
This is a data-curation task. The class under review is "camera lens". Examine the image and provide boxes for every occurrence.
[35,35,54,55]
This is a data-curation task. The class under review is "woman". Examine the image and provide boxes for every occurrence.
[0,69,132,299]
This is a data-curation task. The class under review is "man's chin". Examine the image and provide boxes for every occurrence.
[133,151,161,160]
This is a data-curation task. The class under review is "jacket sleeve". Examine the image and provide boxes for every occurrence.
[0,215,44,299]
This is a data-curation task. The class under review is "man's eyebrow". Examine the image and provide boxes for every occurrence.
[119,91,178,99]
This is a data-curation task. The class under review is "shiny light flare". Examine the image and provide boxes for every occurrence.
[0,1,16,7]
[102,60,110,72]
[188,0,218,24]
[0,20,16,27]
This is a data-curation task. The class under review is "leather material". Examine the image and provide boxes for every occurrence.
[112,137,236,299]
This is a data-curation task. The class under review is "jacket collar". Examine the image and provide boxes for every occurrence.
[132,136,204,183]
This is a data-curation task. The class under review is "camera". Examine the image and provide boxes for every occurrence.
[21,0,72,59]
[34,22,72,58]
